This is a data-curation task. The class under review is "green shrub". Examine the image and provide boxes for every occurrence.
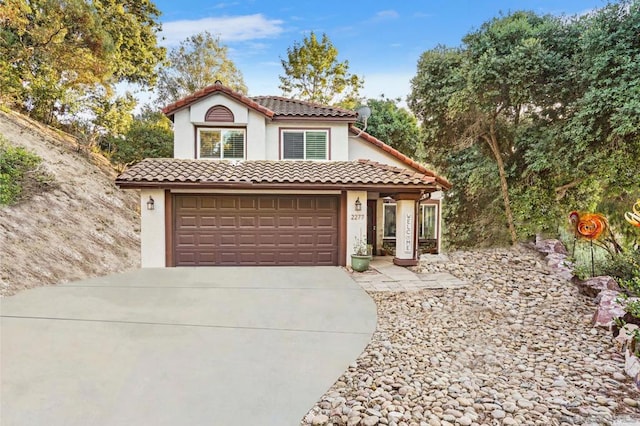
[601,250,640,283]
[0,138,44,205]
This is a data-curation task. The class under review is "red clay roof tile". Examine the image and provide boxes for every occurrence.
[115,159,441,189]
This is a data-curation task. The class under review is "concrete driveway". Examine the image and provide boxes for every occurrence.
[0,267,376,426]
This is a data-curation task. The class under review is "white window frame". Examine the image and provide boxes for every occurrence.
[197,128,246,159]
[280,129,329,160]
[419,204,438,240]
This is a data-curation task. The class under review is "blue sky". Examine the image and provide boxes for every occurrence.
[150,0,608,103]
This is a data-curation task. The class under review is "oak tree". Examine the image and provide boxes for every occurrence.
[156,31,247,104]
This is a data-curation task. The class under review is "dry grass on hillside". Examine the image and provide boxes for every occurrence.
[0,110,141,296]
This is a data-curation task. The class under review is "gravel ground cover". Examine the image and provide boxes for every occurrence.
[302,246,640,426]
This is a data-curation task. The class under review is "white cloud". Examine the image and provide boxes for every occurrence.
[373,10,399,21]
[160,14,284,46]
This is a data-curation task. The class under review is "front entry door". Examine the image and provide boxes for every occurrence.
[366,200,377,253]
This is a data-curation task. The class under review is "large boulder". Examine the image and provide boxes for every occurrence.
[592,290,626,327]
[535,237,568,256]
[577,276,621,298]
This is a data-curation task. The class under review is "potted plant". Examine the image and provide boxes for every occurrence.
[351,235,372,272]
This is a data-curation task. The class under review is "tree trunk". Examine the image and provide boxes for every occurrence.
[483,131,518,245]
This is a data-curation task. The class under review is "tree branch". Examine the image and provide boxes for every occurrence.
[555,178,583,200]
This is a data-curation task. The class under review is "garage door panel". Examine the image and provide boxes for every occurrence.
[278,216,295,227]
[317,215,336,227]
[297,216,314,227]
[239,216,257,227]
[201,197,216,209]
[316,197,336,210]
[219,234,238,246]
[174,195,339,266]
[196,234,216,246]
[297,198,314,210]
[278,198,296,209]
[239,198,256,209]
[176,234,196,246]
[259,217,276,227]
[219,198,237,209]
[200,216,217,227]
[177,216,197,228]
[219,216,237,227]
[317,234,336,246]
[258,198,276,209]
[178,196,198,209]
[237,234,257,246]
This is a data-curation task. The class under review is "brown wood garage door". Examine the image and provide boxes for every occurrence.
[174,195,339,266]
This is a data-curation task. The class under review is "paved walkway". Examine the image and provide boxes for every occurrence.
[351,255,466,292]
[1,267,376,426]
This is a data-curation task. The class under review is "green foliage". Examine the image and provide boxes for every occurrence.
[0,137,44,205]
[364,96,423,159]
[410,12,561,246]
[601,250,640,284]
[106,107,173,166]
[0,0,165,124]
[279,32,363,108]
[157,31,247,104]
[621,277,640,298]
[409,2,640,249]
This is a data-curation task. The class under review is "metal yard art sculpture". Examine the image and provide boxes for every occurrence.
[569,211,609,277]
[625,199,640,228]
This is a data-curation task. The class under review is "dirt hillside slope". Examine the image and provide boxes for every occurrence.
[0,110,140,296]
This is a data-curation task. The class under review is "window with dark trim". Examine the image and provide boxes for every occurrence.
[198,128,245,159]
[383,204,396,238]
[282,130,328,160]
[419,204,437,239]
[383,203,437,240]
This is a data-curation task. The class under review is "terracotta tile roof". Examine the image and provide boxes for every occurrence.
[350,126,452,189]
[250,96,356,119]
[161,83,356,120]
[162,84,275,118]
[115,159,440,189]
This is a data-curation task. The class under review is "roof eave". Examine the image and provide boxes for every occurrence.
[115,181,440,192]
[349,126,452,190]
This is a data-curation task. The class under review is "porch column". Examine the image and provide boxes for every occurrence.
[393,193,420,266]
[346,190,368,266]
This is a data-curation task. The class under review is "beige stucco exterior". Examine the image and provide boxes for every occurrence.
[137,89,444,267]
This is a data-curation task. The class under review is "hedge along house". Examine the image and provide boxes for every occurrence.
[116,83,451,268]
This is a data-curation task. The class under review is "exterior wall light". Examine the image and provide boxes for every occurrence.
[355,197,362,211]
[146,196,155,210]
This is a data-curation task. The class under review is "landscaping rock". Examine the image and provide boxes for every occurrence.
[577,276,621,298]
[301,246,640,425]
[535,237,568,255]
[592,290,626,327]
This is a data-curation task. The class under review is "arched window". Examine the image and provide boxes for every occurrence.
[205,105,234,122]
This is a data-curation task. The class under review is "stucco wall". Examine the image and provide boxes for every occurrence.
[140,188,166,268]
[189,94,248,123]
[173,109,193,159]
[348,136,409,168]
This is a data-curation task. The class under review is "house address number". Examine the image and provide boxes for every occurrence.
[351,214,365,220]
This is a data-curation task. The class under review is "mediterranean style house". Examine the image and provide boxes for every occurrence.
[116,82,450,268]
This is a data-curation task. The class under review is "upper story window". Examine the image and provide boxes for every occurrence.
[198,128,245,159]
[281,130,328,160]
